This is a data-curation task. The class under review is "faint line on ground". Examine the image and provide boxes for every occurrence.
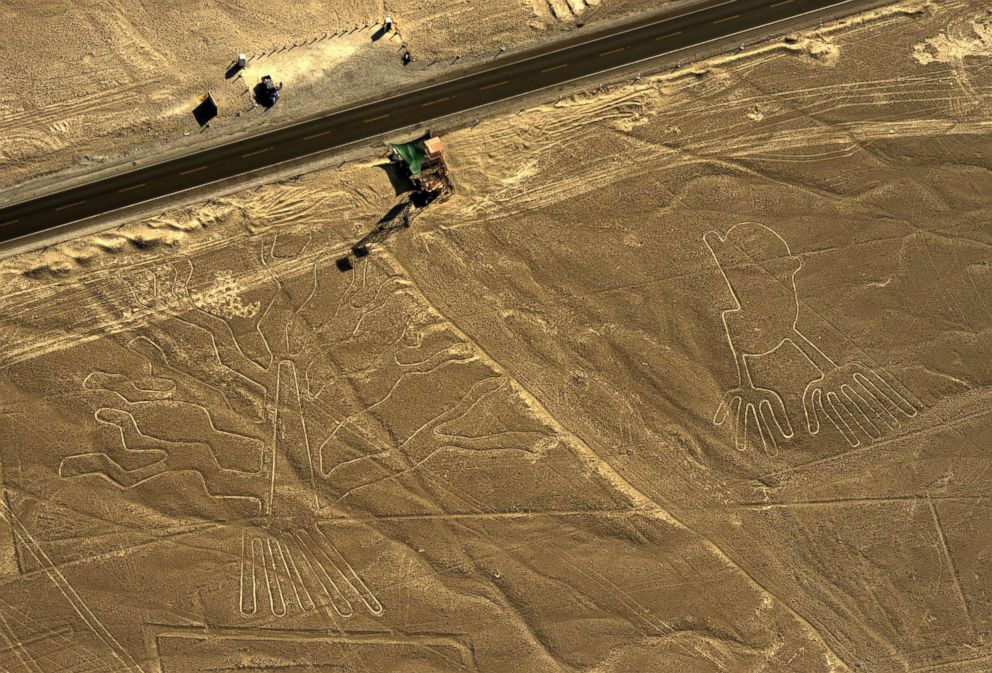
[319,509,641,523]
[928,496,977,639]
[732,494,991,509]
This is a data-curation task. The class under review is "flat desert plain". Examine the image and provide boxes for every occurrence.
[0,0,991,671]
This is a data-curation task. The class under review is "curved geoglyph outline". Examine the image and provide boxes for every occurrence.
[705,222,916,451]
[239,526,383,620]
[240,359,383,620]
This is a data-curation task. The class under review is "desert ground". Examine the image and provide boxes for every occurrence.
[0,0,991,671]
[0,0,682,201]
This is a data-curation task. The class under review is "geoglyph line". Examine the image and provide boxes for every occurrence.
[704,222,916,452]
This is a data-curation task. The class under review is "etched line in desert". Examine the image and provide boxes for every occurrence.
[0,0,990,671]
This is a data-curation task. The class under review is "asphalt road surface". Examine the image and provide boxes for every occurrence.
[0,0,871,245]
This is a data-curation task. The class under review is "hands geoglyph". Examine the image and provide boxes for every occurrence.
[803,360,916,447]
[705,223,916,453]
[713,384,793,456]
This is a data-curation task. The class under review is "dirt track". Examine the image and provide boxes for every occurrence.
[0,0,991,671]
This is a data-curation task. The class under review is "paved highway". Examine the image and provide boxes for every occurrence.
[0,0,871,245]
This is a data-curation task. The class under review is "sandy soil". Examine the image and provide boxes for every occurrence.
[0,0,681,203]
[0,0,991,671]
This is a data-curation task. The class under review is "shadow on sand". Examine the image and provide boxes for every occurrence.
[375,162,415,196]
[225,62,244,80]
[192,95,218,126]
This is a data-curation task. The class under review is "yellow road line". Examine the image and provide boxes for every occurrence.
[179,165,208,176]
[599,47,626,57]
[421,97,450,107]
[656,30,682,40]
[363,113,390,123]
[712,14,740,24]
[55,200,86,211]
[242,148,271,158]
[542,63,568,72]
[304,130,331,139]
[770,0,794,6]
[480,80,509,90]
[118,183,146,193]
[0,220,19,227]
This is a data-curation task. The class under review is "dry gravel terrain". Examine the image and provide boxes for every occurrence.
[0,0,991,671]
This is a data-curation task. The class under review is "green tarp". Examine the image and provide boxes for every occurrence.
[392,141,426,175]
